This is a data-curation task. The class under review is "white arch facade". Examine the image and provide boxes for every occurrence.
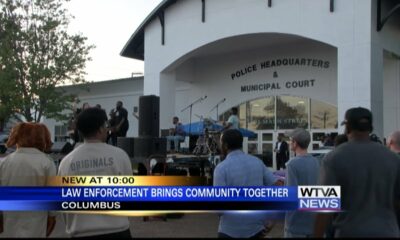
[123,0,400,139]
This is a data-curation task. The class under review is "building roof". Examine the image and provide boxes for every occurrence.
[120,0,400,60]
[120,0,177,60]
[61,76,143,89]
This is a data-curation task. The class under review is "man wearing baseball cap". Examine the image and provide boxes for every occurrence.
[315,107,400,237]
[284,128,320,237]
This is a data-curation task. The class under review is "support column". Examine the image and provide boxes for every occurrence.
[143,71,160,96]
[159,72,177,130]
[337,42,383,138]
[370,43,384,138]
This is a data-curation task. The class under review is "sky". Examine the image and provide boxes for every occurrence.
[66,0,163,82]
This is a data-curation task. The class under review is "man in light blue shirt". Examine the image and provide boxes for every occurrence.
[214,129,278,238]
[284,128,320,238]
[223,107,239,130]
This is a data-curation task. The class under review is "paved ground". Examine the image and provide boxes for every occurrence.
[129,214,284,238]
[130,214,220,238]
[2,213,284,238]
[45,213,284,238]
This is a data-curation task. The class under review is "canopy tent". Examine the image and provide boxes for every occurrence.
[181,121,257,138]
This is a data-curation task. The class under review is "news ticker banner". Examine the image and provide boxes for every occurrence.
[0,176,341,213]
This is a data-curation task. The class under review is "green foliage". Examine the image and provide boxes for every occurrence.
[0,0,94,123]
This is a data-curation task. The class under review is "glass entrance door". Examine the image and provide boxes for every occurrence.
[245,131,274,169]
[261,132,274,169]
[246,130,292,170]
[245,129,338,170]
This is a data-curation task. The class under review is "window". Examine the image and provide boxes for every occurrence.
[54,125,68,142]
[248,143,258,154]
[310,100,338,129]
[247,97,275,131]
[262,133,273,141]
[219,96,337,131]
[276,96,309,129]
[239,103,246,129]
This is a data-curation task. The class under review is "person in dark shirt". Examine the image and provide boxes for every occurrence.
[334,134,348,147]
[387,130,400,229]
[114,101,129,138]
[315,107,400,238]
[274,134,289,170]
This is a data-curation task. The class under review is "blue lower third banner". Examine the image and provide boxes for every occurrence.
[0,186,341,211]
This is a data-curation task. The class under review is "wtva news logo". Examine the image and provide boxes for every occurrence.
[298,186,341,211]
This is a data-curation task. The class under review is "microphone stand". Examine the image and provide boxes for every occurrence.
[181,96,206,136]
[209,98,226,121]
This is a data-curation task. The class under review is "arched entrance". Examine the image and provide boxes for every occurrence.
[158,33,337,134]
[219,96,338,169]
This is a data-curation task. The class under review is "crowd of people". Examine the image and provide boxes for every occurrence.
[68,100,131,147]
[213,107,400,238]
[0,106,400,238]
[0,107,133,238]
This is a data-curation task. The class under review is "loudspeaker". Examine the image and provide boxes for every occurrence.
[117,137,135,158]
[133,137,166,159]
[51,142,73,154]
[139,95,160,137]
[189,135,199,152]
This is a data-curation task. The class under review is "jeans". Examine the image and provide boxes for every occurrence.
[166,135,185,151]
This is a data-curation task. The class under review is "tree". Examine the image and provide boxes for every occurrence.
[0,0,94,123]
[0,6,21,129]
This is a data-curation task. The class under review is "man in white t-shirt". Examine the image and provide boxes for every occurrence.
[58,108,132,238]
[223,107,240,130]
